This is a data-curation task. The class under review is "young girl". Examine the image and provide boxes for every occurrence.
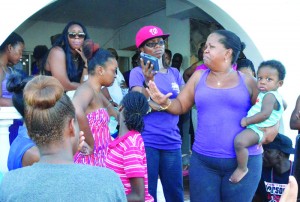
[105,91,154,202]
[230,60,286,183]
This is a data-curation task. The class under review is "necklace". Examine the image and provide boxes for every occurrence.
[72,56,79,62]
[211,69,233,86]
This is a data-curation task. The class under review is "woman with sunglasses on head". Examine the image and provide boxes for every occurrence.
[129,25,185,202]
[43,21,89,91]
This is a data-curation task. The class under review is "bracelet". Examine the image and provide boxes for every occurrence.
[158,99,172,111]
[143,81,149,88]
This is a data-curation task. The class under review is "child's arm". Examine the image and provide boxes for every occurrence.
[243,93,277,126]
[126,178,145,202]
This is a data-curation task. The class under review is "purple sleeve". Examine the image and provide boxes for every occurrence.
[129,66,144,89]
[169,67,185,87]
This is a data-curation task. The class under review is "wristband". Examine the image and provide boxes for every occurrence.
[143,81,149,88]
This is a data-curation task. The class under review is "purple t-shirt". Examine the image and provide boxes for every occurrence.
[129,66,185,150]
[193,69,263,158]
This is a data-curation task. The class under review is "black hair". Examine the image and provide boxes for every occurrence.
[197,42,206,60]
[258,60,286,80]
[165,49,172,59]
[212,30,245,65]
[237,58,256,77]
[121,91,149,132]
[131,52,140,68]
[107,48,119,61]
[82,39,115,75]
[6,70,33,117]
[0,32,24,53]
[33,45,48,60]
[171,53,183,69]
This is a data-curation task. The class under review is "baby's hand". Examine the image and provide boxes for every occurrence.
[241,117,247,127]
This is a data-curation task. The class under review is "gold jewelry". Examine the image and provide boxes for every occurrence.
[211,69,233,86]
[158,99,172,111]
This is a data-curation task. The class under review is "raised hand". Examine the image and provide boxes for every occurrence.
[146,80,172,105]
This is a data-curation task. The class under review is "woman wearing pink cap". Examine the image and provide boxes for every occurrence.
[129,25,185,202]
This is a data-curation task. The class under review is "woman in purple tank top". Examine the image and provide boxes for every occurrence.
[0,32,24,106]
[147,30,279,202]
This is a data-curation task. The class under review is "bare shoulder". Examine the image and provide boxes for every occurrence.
[48,46,65,58]
[242,72,257,88]
[188,69,204,85]
[74,83,94,101]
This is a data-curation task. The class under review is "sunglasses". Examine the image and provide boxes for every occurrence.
[145,40,165,48]
[68,32,86,39]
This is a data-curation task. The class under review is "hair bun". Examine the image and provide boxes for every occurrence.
[83,39,100,60]
[24,76,64,110]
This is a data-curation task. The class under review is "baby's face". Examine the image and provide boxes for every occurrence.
[257,66,283,92]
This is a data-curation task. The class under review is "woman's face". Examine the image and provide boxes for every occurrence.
[67,24,85,50]
[101,58,118,87]
[140,37,165,59]
[7,42,24,65]
[203,33,229,69]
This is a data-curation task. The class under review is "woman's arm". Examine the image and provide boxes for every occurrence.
[183,62,198,82]
[126,178,145,202]
[22,146,40,167]
[72,86,95,151]
[290,95,300,130]
[47,47,80,91]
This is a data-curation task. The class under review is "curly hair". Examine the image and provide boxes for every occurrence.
[24,75,76,146]
[121,91,149,132]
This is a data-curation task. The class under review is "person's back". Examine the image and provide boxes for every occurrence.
[0,163,126,201]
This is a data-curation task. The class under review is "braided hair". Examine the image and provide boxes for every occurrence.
[121,91,149,132]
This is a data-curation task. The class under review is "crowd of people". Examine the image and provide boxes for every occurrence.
[1,21,300,202]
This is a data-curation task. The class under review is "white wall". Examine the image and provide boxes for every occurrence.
[188,0,300,143]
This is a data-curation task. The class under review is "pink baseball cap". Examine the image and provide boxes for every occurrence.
[135,25,170,48]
